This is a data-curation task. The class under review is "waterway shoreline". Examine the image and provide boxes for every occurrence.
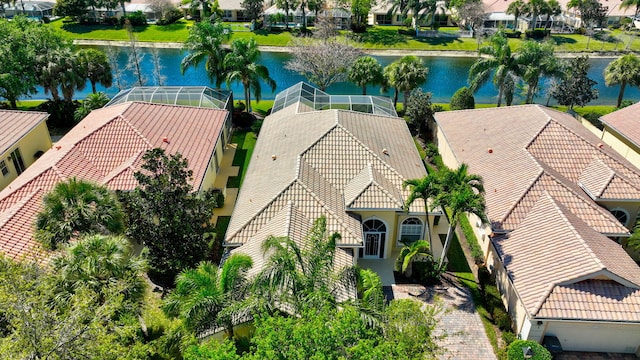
[73,39,625,58]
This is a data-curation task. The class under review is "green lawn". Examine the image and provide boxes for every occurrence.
[226,129,257,188]
[48,18,640,52]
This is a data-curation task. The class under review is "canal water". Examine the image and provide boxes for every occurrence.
[29,47,640,105]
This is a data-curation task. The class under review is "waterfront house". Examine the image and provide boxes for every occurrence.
[436,105,640,355]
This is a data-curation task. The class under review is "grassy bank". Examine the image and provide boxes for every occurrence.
[48,18,640,52]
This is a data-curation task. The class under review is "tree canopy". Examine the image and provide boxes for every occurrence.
[120,148,220,285]
[551,55,599,109]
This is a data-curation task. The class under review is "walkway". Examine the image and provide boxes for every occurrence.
[391,275,496,360]
[211,142,239,225]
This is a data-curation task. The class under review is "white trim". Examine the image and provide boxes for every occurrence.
[396,216,424,247]
[362,216,389,259]
[610,207,630,227]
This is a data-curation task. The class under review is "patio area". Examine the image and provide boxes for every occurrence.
[358,251,399,286]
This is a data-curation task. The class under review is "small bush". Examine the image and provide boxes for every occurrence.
[398,28,416,36]
[121,11,147,26]
[234,101,246,112]
[450,86,475,110]
[211,189,225,208]
[525,28,550,39]
[156,8,183,25]
[582,111,603,130]
[505,30,521,38]
[492,308,512,331]
[103,16,119,25]
[413,258,446,285]
[502,331,517,346]
[619,100,635,109]
[42,16,51,23]
[250,119,263,135]
[350,22,367,33]
[37,100,80,129]
[507,340,552,360]
[478,266,492,288]
[232,111,256,128]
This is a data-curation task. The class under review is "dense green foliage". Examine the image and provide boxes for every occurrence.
[450,86,475,110]
[604,53,640,108]
[120,148,220,285]
[348,56,385,95]
[225,38,276,112]
[551,55,599,109]
[0,250,150,359]
[507,340,552,360]
[182,20,232,88]
[384,55,428,108]
[405,88,437,141]
[35,178,125,249]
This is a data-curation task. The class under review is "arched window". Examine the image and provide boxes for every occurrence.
[610,208,629,227]
[361,219,386,259]
[399,217,423,244]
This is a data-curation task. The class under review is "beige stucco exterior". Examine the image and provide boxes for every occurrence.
[352,210,448,262]
[0,120,52,191]
[601,126,640,169]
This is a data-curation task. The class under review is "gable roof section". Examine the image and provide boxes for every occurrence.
[0,102,228,260]
[435,105,640,232]
[493,192,640,318]
[0,110,49,156]
[226,102,426,248]
[601,102,640,149]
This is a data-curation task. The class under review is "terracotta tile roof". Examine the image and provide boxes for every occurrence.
[438,105,640,322]
[435,105,639,230]
[538,280,640,322]
[494,193,640,318]
[0,102,228,261]
[226,100,426,248]
[601,101,640,148]
[0,110,49,155]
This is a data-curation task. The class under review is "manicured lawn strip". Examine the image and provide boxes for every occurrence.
[447,233,504,360]
[214,217,231,239]
[48,18,640,52]
[251,100,274,116]
[227,129,257,188]
[15,100,46,110]
[458,215,484,263]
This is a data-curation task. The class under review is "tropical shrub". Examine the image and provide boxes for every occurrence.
[156,8,183,25]
[121,11,147,26]
[492,307,512,331]
[525,29,550,39]
[582,111,603,130]
[450,86,475,110]
[507,340,552,360]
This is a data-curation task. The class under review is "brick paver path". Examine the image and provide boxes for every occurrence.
[392,275,496,360]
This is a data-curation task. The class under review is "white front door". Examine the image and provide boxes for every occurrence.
[362,219,386,259]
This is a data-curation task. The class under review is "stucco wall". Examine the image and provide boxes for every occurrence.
[436,126,459,170]
[0,121,52,191]
[544,320,640,353]
[601,128,640,169]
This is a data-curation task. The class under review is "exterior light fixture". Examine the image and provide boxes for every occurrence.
[522,346,533,359]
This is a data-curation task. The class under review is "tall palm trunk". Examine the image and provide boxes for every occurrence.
[616,80,627,108]
[497,83,504,107]
[243,79,252,112]
[423,199,432,252]
[438,220,455,268]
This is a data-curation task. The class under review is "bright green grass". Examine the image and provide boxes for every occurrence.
[233,29,294,46]
[226,129,257,188]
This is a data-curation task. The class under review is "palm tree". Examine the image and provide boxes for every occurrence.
[74,92,111,122]
[348,56,385,95]
[524,0,548,29]
[224,38,276,113]
[437,163,484,194]
[468,30,520,107]
[181,21,232,88]
[51,234,146,312]
[604,54,640,108]
[387,0,435,31]
[36,48,86,103]
[516,40,562,103]
[162,255,253,338]
[354,267,384,313]
[384,55,428,109]
[620,0,640,18]
[434,167,488,268]
[254,216,353,314]
[403,167,439,250]
[76,48,113,94]
[395,239,432,275]
[506,0,526,30]
[35,178,125,250]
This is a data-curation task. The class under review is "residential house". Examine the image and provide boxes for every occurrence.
[436,105,640,355]
[600,102,640,168]
[225,83,448,287]
[0,87,231,261]
[0,110,51,192]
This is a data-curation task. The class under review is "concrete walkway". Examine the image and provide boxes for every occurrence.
[392,276,496,360]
